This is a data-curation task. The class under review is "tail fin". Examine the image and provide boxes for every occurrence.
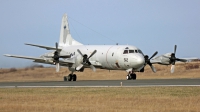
[59,14,82,47]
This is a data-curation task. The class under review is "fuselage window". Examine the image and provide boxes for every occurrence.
[129,50,134,53]
[112,53,114,56]
[123,50,128,54]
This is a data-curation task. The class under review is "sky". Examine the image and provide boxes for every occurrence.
[0,0,200,68]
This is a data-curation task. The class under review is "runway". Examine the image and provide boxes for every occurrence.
[0,79,200,88]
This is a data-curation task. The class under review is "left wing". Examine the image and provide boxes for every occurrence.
[4,54,75,66]
[4,54,44,61]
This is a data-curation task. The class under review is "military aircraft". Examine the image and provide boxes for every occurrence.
[4,14,196,81]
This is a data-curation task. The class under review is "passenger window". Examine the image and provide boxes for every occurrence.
[129,50,134,53]
[123,50,128,54]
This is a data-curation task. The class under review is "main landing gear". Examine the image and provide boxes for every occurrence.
[127,72,136,80]
[64,74,77,81]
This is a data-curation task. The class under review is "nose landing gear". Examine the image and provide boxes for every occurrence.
[127,72,136,80]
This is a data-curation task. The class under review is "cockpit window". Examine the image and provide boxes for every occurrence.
[123,50,128,54]
[135,50,138,53]
[124,49,144,55]
[129,50,134,53]
[138,50,144,55]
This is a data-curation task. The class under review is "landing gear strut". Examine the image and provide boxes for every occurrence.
[127,72,136,80]
[64,74,77,81]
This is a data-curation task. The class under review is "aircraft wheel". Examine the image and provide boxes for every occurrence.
[126,75,131,80]
[64,76,68,81]
[131,73,136,80]
[72,74,77,81]
[68,74,73,81]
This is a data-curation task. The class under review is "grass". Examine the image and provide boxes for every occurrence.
[0,87,200,112]
[0,62,200,82]
[0,63,200,111]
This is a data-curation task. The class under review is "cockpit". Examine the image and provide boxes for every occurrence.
[123,47,144,55]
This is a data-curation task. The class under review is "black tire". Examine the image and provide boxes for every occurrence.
[72,74,77,81]
[131,73,136,80]
[64,76,68,81]
[68,74,73,81]
[126,75,131,80]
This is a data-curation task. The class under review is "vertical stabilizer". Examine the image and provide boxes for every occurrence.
[59,14,82,47]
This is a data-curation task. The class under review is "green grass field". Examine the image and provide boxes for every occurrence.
[0,87,200,112]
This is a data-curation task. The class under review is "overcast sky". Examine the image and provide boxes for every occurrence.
[0,0,200,68]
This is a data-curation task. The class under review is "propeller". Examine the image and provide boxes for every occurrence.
[169,45,187,73]
[76,49,97,72]
[169,45,178,73]
[144,51,158,73]
[52,42,60,72]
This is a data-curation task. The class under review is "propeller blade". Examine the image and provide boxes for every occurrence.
[77,49,84,57]
[88,50,97,59]
[76,64,84,71]
[174,45,177,54]
[149,51,158,60]
[150,65,156,73]
[56,63,60,72]
[171,65,175,73]
[90,65,96,72]
[56,42,58,51]
[176,58,187,62]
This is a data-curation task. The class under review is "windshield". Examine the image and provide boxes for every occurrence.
[123,49,144,55]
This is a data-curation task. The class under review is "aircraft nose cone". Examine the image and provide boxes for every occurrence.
[136,56,145,67]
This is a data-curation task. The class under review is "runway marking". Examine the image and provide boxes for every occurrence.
[0,85,200,88]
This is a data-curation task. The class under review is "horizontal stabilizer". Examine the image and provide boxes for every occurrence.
[25,43,62,51]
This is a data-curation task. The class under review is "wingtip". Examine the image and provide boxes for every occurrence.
[24,43,30,45]
[4,54,10,57]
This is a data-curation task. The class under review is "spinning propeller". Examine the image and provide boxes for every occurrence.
[52,42,60,72]
[144,51,158,73]
[169,45,186,73]
[76,49,97,72]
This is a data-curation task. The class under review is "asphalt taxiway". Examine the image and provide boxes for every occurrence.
[0,79,200,88]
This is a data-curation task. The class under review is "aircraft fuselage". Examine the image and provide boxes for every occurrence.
[61,45,145,71]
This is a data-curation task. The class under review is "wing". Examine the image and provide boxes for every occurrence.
[25,43,62,51]
[4,54,44,61]
[178,57,199,62]
[150,59,162,64]
[150,55,199,65]
[150,55,163,64]
[4,54,75,66]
